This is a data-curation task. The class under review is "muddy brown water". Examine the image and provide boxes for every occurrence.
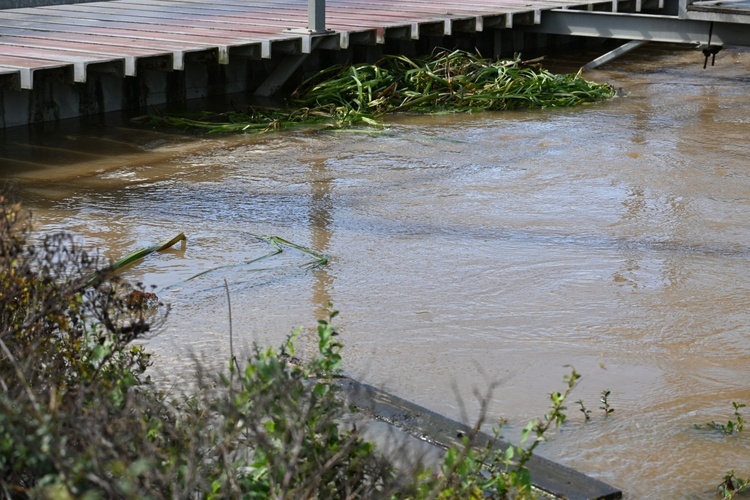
[3,44,750,498]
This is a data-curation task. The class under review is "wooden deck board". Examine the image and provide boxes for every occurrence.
[0,0,617,90]
[14,3,481,36]
[0,20,241,48]
[0,27,225,53]
[689,0,750,14]
[18,4,418,38]
[0,10,293,38]
[0,18,267,73]
[0,14,291,49]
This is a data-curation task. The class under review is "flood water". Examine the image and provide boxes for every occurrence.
[3,43,750,498]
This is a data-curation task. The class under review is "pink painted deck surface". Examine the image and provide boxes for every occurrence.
[0,0,613,89]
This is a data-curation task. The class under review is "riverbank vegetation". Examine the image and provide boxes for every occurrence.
[0,197,582,498]
[150,50,616,133]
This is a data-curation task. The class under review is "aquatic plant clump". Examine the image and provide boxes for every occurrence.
[152,50,616,133]
[295,50,615,114]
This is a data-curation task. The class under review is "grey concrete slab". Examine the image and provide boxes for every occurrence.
[335,377,623,500]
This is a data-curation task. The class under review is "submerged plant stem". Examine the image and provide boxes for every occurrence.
[84,232,186,287]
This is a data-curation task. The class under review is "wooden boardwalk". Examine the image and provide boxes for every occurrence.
[3,0,749,127]
[0,0,620,90]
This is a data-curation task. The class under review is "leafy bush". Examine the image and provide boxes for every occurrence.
[0,196,161,497]
[0,197,575,499]
[0,198,401,498]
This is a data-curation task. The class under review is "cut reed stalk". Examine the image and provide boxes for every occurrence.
[84,232,186,287]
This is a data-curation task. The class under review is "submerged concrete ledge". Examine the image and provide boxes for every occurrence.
[335,377,623,500]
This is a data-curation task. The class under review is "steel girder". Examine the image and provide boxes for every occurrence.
[518,10,750,46]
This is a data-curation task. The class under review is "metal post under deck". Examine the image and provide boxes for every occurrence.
[309,0,326,33]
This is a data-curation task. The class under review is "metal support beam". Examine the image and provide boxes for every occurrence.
[583,40,648,68]
[518,10,750,46]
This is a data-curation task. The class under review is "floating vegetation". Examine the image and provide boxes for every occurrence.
[84,232,186,287]
[182,235,328,285]
[94,233,327,295]
[149,50,616,133]
[157,234,329,295]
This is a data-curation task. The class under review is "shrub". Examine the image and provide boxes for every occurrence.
[0,197,571,499]
[0,197,171,497]
[0,198,399,498]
